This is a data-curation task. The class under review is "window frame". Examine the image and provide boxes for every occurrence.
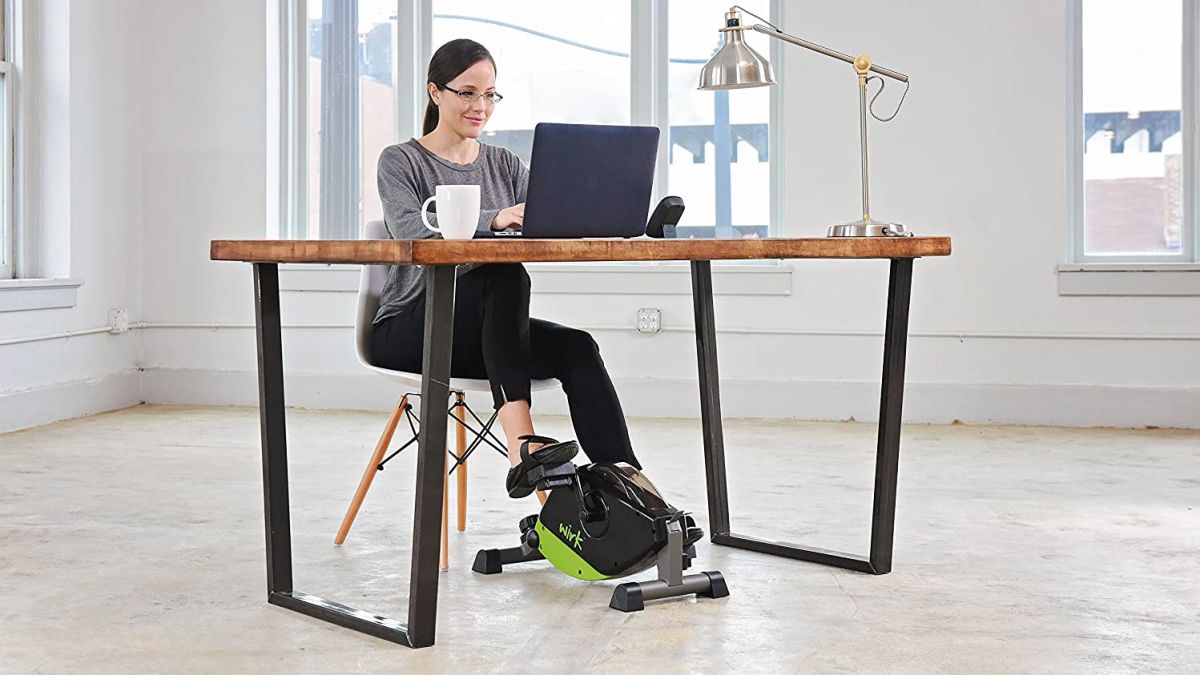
[1,0,14,279]
[275,0,308,240]
[0,62,13,280]
[1068,0,1199,264]
[277,0,784,242]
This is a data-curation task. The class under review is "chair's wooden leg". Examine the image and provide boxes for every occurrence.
[335,395,408,545]
[455,393,468,533]
[440,444,449,571]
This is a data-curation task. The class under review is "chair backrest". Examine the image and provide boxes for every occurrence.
[354,220,392,368]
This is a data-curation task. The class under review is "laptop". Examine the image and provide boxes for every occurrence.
[488,123,660,238]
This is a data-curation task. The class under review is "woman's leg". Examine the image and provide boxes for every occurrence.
[372,263,545,466]
[464,263,547,464]
[529,320,640,469]
[496,400,534,465]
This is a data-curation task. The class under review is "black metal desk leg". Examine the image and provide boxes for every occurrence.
[689,260,731,536]
[250,263,417,647]
[691,258,916,576]
[253,263,293,594]
[406,264,457,648]
[869,257,913,574]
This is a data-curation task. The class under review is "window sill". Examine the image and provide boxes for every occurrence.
[279,260,793,296]
[0,278,84,312]
[1057,264,1200,296]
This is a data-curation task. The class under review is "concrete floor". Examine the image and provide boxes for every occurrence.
[1,405,1197,673]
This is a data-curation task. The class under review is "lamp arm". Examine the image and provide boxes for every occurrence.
[748,23,909,83]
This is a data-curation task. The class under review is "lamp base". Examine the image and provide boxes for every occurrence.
[826,219,912,238]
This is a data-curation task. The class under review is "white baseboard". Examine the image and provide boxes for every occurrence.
[140,367,403,411]
[139,367,1200,429]
[0,369,144,434]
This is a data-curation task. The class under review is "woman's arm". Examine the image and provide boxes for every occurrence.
[510,150,530,204]
[488,149,531,231]
[377,147,439,240]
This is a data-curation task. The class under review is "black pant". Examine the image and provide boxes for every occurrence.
[372,263,640,468]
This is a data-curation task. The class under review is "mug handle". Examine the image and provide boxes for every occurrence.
[421,195,441,233]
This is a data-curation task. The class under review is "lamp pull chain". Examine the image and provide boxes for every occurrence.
[867,76,910,123]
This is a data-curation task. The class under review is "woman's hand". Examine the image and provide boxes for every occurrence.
[491,203,525,231]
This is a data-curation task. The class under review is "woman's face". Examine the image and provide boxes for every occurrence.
[430,59,498,140]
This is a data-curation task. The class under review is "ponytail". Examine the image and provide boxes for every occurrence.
[422,99,439,136]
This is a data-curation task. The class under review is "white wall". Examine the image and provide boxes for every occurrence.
[5,0,1198,433]
[144,0,1199,429]
[139,0,267,320]
[0,0,144,432]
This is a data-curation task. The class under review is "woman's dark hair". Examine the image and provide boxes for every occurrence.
[423,39,497,136]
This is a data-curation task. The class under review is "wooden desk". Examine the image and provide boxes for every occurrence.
[211,236,952,648]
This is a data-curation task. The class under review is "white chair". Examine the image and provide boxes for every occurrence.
[335,220,559,570]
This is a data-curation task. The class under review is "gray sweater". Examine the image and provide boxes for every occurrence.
[374,138,530,324]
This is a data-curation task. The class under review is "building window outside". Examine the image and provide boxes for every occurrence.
[1076,0,1196,262]
[668,0,770,239]
[431,2,632,163]
[288,0,775,241]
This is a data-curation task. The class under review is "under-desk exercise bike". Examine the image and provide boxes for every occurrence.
[472,435,729,612]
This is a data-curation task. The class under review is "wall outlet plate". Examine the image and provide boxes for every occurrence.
[636,308,661,334]
[108,308,129,334]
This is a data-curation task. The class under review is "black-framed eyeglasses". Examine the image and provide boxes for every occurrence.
[437,84,503,105]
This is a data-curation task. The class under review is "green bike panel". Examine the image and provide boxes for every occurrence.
[535,519,611,581]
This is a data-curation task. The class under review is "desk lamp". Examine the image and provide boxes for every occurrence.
[699,6,912,237]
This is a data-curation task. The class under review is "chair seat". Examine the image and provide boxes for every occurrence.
[362,361,560,394]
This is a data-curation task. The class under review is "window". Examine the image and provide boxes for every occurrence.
[668,0,771,239]
[296,0,398,239]
[281,0,778,240]
[1,0,13,279]
[432,2,631,164]
[1072,0,1198,262]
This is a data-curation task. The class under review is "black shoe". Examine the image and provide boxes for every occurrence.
[683,513,704,546]
[505,434,579,499]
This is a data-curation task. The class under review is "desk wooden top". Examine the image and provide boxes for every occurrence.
[211,236,951,265]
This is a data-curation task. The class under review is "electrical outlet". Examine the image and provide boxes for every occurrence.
[108,308,129,334]
[636,308,661,334]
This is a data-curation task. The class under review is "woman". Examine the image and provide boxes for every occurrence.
[372,39,641,482]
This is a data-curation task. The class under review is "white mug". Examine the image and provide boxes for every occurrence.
[421,185,480,240]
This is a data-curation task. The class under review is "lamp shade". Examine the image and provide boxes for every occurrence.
[698,28,776,90]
